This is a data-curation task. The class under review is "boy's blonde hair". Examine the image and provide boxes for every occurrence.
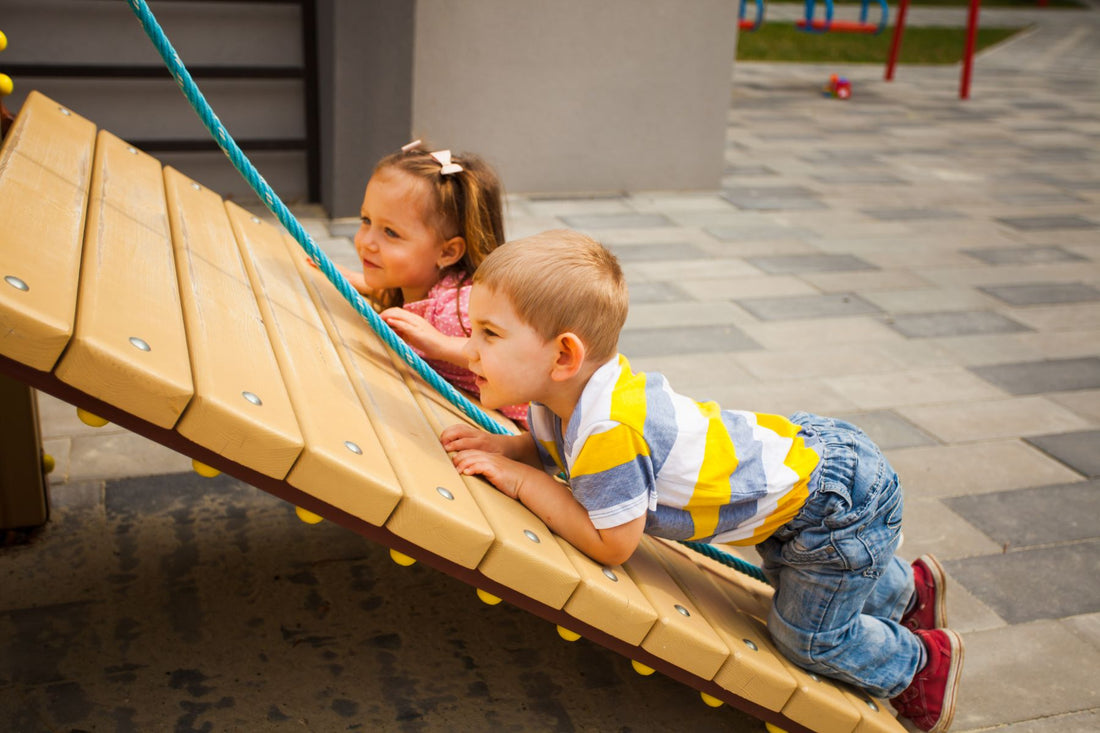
[474,230,628,363]
[373,143,505,307]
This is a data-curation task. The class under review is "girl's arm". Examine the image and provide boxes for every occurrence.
[450,449,646,566]
[308,258,374,297]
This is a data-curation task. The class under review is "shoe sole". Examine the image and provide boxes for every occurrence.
[918,554,948,629]
[929,628,964,733]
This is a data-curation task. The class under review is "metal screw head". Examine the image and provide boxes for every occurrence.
[129,336,151,352]
[4,275,28,291]
[866,699,879,712]
[241,391,262,406]
[59,106,71,116]
[251,216,261,224]
[523,529,540,544]
[743,638,758,651]
[674,604,690,618]
[436,486,454,501]
[127,146,138,155]
[344,440,362,455]
[601,568,618,582]
[191,182,201,191]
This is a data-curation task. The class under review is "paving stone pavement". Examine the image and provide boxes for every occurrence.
[3,6,1099,732]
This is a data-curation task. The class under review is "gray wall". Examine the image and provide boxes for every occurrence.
[411,0,738,196]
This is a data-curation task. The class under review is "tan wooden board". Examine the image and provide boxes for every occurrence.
[406,375,581,610]
[54,131,193,429]
[556,537,659,646]
[624,536,730,680]
[0,91,96,371]
[165,167,303,478]
[655,540,799,713]
[227,206,403,526]
[298,263,494,570]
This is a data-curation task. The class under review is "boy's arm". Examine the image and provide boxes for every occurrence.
[450,449,645,566]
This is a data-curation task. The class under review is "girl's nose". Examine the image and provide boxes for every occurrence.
[354,224,376,254]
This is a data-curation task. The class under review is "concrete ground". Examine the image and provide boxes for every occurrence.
[3,4,1099,732]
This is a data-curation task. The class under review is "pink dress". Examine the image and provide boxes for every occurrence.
[402,271,529,428]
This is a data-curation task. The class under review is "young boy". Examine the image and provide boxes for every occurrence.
[440,230,963,732]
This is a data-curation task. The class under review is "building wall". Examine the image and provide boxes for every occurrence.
[411,0,738,196]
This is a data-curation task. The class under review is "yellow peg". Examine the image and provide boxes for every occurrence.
[0,30,8,52]
[42,453,56,474]
[630,660,655,676]
[191,459,220,478]
[476,589,502,606]
[700,692,723,708]
[76,408,108,427]
[295,506,323,524]
[389,549,416,566]
[0,74,10,98]
[765,723,790,733]
[556,626,580,642]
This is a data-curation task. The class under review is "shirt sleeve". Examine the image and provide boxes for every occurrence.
[568,420,655,530]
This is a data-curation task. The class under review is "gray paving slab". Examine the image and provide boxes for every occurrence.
[618,324,761,357]
[835,410,939,450]
[887,311,1032,338]
[735,292,883,320]
[978,281,1100,306]
[962,245,1089,265]
[1025,429,1100,477]
[745,253,878,274]
[996,214,1098,230]
[969,356,1100,395]
[945,542,1100,624]
[559,212,675,229]
[945,479,1100,548]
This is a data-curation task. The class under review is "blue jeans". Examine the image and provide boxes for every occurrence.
[755,412,924,698]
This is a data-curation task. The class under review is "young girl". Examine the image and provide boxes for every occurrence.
[334,140,527,428]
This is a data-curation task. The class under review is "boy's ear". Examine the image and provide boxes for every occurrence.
[550,332,586,382]
[437,236,466,269]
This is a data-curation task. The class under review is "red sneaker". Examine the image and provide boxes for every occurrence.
[891,628,964,733]
[902,554,947,632]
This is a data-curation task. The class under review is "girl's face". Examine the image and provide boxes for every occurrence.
[354,168,462,303]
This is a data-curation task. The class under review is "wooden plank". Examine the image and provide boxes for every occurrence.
[556,537,659,646]
[662,543,903,732]
[0,91,96,371]
[624,536,730,680]
[408,376,581,610]
[164,167,303,478]
[226,204,402,526]
[53,131,193,429]
[655,540,799,713]
[296,260,493,570]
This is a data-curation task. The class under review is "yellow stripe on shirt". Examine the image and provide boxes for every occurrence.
[686,401,741,539]
[570,422,651,478]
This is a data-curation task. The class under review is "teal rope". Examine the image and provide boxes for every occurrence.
[680,541,770,585]
[125,0,509,436]
[125,0,768,585]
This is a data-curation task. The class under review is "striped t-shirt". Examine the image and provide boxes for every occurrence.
[528,355,821,546]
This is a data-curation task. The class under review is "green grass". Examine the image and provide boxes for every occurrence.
[737,23,1023,63]
[767,0,1083,6]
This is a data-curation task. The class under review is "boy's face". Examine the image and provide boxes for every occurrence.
[464,285,558,409]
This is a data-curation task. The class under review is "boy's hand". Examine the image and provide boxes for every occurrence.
[450,449,528,500]
[440,424,505,455]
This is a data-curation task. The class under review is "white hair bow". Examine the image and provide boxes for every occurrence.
[429,149,463,176]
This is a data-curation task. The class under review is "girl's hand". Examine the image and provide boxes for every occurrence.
[380,308,456,361]
[450,449,528,500]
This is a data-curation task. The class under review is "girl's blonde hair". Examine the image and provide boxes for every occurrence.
[474,230,628,363]
[373,143,505,307]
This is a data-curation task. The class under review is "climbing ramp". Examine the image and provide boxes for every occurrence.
[0,91,905,733]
